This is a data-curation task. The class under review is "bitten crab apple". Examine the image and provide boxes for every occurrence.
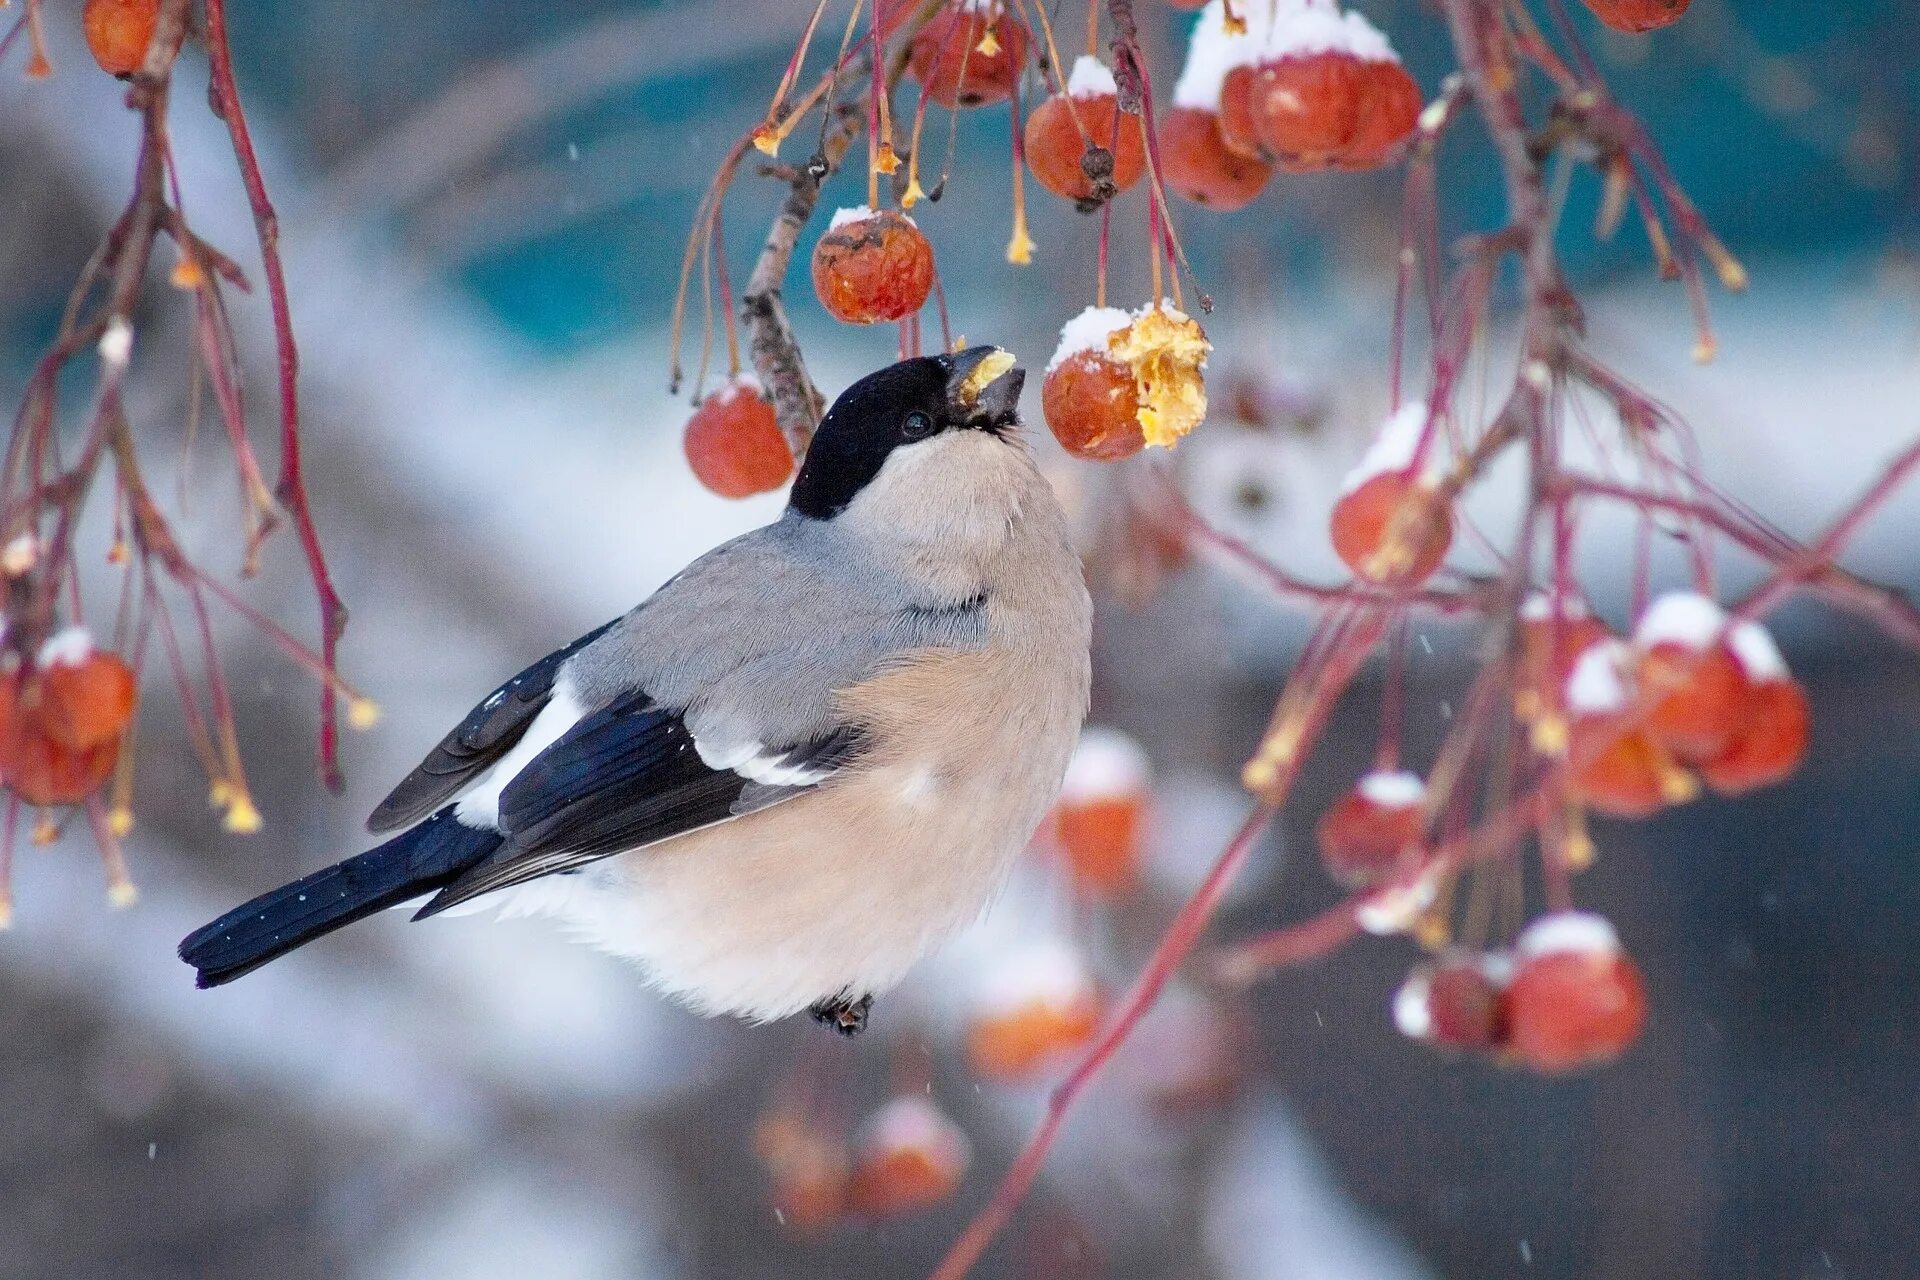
[965,940,1102,1080]
[810,207,936,325]
[1317,769,1427,887]
[1042,307,1146,461]
[83,0,159,78]
[906,0,1032,109]
[682,374,795,499]
[1051,725,1152,897]
[1024,56,1147,204]
[1329,402,1454,585]
[0,628,138,811]
[847,1097,971,1217]
[1504,912,1648,1073]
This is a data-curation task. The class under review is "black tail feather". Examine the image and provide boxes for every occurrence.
[179,809,503,988]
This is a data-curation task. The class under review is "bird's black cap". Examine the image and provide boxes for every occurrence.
[789,349,1024,521]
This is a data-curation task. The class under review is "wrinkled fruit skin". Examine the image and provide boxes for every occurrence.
[1583,0,1692,33]
[1024,92,1146,202]
[1042,352,1145,461]
[683,383,794,499]
[84,0,158,78]
[1640,640,1749,764]
[1507,948,1647,1073]
[810,212,935,324]
[1158,106,1273,211]
[1317,790,1424,887]
[1703,678,1810,795]
[1329,471,1453,585]
[907,7,1031,109]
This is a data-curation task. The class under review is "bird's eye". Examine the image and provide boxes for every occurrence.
[902,411,936,440]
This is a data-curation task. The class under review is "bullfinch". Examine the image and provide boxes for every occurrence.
[180,348,1092,1035]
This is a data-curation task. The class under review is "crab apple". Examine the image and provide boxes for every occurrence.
[906,1,1031,109]
[1338,59,1422,170]
[1244,52,1371,170]
[36,633,136,750]
[1506,913,1647,1073]
[1215,65,1267,160]
[1564,640,1694,817]
[1317,770,1426,888]
[1330,471,1451,584]
[966,941,1101,1080]
[84,0,158,78]
[1052,726,1151,897]
[848,1097,970,1217]
[1633,592,1750,763]
[1583,0,1691,33]
[1394,952,1512,1052]
[753,1112,849,1235]
[682,376,793,499]
[1043,307,1143,462]
[811,208,935,324]
[1024,57,1146,203]
[1515,594,1612,726]
[1702,627,1809,794]
[1158,106,1273,211]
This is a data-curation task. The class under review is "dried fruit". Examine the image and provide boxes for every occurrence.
[1317,769,1426,887]
[1394,951,1512,1051]
[1042,307,1144,461]
[810,207,935,324]
[1052,725,1151,897]
[848,1097,970,1216]
[1024,57,1146,203]
[1506,912,1647,1073]
[966,941,1101,1080]
[1158,105,1273,210]
[1633,592,1750,764]
[1582,0,1692,34]
[84,0,157,78]
[906,1,1031,109]
[683,375,794,499]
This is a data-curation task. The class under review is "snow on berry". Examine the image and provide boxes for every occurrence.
[848,1096,970,1216]
[1583,0,1692,34]
[1024,58,1146,202]
[682,374,794,499]
[1329,464,1453,585]
[1563,640,1693,816]
[1506,912,1647,1073]
[1318,769,1426,887]
[966,939,1102,1079]
[907,0,1031,109]
[1394,951,1513,1051]
[1633,591,1750,764]
[1158,105,1273,210]
[1106,304,1212,449]
[1726,620,1789,683]
[1515,594,1612,732]
[84,0,158,78]
[1043,307,1144,460]
[811,208,935,324]
[1053,726,1152,896]
[1355,863,1441,936]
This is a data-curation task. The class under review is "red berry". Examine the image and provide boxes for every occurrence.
[1633,593,1751,764]
[1216,65,1267,160]
[1317,770,1426,887]
[1329,470,1453,585]
[39,647,136,750]
[1583,0,1691,33]
[847,1097,969,1217]
[1023,68,1146,203]
[1506,914,1647,1073]
[0,631,136,808]
[1042,350,1144,461]
[810,209,935,324]
[907,2,1031,109]
[754,1112,849,1236]
[1702,677,1810,795]
[1563,639,1692,818]
[682,377,794,499]
[1395,952,1511,1051]
[1515,597,1612,726]
[966,942,1101,1080]
[84,0,157,78]
[1053,726,1151,897]
[1338,58,1422,170]
[1246,51,1370,171]
[1158,106,1273,211]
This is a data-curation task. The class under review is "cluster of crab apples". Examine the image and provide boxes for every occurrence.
[0,626,137,811]
[755,1094,973,1232]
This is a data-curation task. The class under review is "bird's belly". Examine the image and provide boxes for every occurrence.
[549,764,1033,1022]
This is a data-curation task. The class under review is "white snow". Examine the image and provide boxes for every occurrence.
[716,369,762,398]
[1565,639,1631,714]
[1634,590,1728,651]
[862,1095,971,1168]
[98,316,133,370]
[1390,969,1433,1039]
[1340,400,1431,494]
[974,938,1096,1014]
[0,534,35,575]
[1355,865,1439,936]
[826,204,914,231]
[1065,54,1117,100]
[1172,0,1398,112]
[1061,725,1152,801]
[1356,769,1424,809]
[1728,620,1789,683]
[1046,305,1132,373]
[37,625,95,667]
[1520,590,1591,623]
[1516,910,1620,959]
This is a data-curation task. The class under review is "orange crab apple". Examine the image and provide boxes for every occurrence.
[1024,57,1146,203]
[1583,0,1692,33]
[83,0,158,78]
[682,375,794,499]
[1506,913,1647,1073]
[847,1097,970,1217]
[1052,725,1151,896]
[906,1,1031,109]
[810,208,935,325]
[1317,770,1427,888]
[1158,105,1273,210]
[1042,308,1145,462]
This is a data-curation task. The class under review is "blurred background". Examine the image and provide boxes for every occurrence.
[3,1,1919,1277]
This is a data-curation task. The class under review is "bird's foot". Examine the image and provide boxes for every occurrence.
[809,992,873,1037]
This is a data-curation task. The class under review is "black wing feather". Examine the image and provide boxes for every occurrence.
[367,618,619,833]
[413,692,864,918]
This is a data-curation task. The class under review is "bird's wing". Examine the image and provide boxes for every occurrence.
[367,618,620,833]
[412,689,865,916]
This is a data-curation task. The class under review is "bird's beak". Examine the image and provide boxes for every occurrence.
[946,345,1024,431]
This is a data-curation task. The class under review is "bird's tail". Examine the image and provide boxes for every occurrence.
[179,809,503,988]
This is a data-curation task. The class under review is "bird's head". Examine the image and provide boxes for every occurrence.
[788,348,1026,522]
